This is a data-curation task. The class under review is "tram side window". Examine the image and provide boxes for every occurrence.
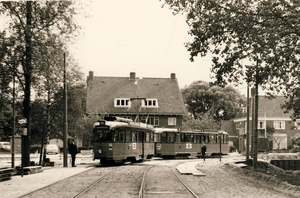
[201,135,207,143]
[150,131,154,142]
[185,134,193,142]
[119,130,126,142]
[145,132,150,142]
[180,133,185,142]
[175,133,181,143]
[132,130,137,142]
[167,132,175,143]
[137,131,144,142]
[154,133,161,142]
[126,129,132,142]
[194,135,200,143]
[224,134,228,143]
[161,132,167,143]
[113,130,119,142]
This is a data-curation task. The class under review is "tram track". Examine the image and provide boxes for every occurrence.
[21,166,119,198]
[73,167,118,198]
[140,165,199,198]
[20,162,199,198]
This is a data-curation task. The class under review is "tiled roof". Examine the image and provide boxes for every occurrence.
[234,95,291,119]
[86,72,185,115]
[221,120,238,137]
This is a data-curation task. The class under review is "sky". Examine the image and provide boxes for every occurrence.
[69,0,249,94]
[0,0,248,95]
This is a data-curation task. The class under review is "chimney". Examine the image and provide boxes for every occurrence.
[89,71,94,79]
[87,71,94,84]
[171,73,176,80]
[130,72,136,80]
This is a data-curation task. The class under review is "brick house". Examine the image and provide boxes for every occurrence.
[230,96,300,152]
[86,71,186,129]
[221,120,239,150]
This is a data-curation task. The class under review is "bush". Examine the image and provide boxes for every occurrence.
[290,147,300,153]
[229,146,236,153]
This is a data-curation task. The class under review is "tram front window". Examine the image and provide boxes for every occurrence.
[94,130,112,142]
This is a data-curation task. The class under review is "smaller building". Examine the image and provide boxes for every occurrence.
[230,96,300,152]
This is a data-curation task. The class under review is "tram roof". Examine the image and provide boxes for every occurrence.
[98,121,154,130]
[154,128,178,133]
[154,129,228,135]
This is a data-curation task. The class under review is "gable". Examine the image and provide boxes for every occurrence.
[234,96,291,119]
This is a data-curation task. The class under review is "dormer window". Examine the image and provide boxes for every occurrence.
[142,99,158,108]
[114,98,131,107]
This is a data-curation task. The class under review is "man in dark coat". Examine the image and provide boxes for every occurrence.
[201,143,207,161]
[69,140,78,167]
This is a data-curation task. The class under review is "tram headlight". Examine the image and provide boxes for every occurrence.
[98,149,102,153]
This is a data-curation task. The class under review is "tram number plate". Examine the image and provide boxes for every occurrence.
[186,143,192,149]
[132,143,136,150]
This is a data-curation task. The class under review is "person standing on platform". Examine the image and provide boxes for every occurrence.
[69,140,78,167]
[201,143,207,161]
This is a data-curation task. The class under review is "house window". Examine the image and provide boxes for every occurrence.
[142,99,158,108]
[114,98,130,107]
[141,116,159,126]
[258,121,265,129]
[168,117,176,126]
[274,121,285,130]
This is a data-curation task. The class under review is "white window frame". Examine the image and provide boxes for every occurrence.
[142,98,158,108]
[273,121,285,130]
[257,121,266,129]
[114,98,131,107]
[168,117,176,126]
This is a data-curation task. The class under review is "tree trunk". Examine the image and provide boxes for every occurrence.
[22,1,33,167]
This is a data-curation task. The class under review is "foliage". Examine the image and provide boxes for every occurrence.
[182,80,246,122]
[0,1,84,165]
[181,113,213,131]
[163,0,300,116]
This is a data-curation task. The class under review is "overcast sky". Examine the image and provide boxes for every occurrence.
[69,0,222,89]
[0,0,248,95]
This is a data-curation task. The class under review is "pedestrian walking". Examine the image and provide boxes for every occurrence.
[69,140,78,167]
[201,143,207,161]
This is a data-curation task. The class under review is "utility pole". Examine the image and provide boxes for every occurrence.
[251,88,255,160]
[63,52,68,167]
[11,70,15,168]
[246,84,250,162]
[252,60,259,169]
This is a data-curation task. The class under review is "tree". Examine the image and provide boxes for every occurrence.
[163,0,300,169]
[49,84,86,140]
[163,0,300,103]
[181,113,212,131]
[0,1,81,166]
[182,80,246,121]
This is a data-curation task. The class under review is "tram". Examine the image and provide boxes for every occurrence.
[154,129,229,159]
[93,116,155,164]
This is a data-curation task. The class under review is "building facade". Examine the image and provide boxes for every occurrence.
[86,72,186,129]
[231,96,300,152]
